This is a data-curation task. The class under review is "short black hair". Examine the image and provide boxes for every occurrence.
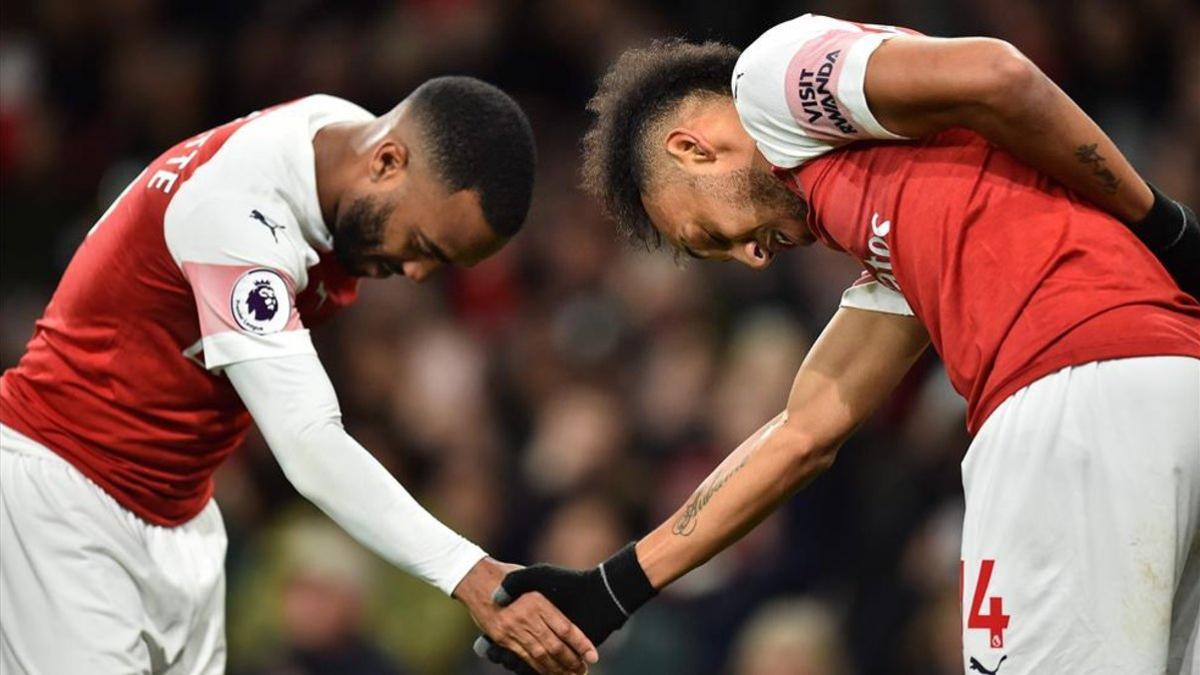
[581,40,740,248]
[409,76,536,238]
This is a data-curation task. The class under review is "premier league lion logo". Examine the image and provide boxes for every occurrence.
[246,279,279,321]
[231,269,290,334]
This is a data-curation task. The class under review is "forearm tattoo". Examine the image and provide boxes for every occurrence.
[1074,143,1122,194]
[672,455,751,536]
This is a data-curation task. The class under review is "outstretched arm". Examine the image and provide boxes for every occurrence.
[226,354,596,675]
[479,308,929,673]
[636,307,929,586]
[864,36,1198,295]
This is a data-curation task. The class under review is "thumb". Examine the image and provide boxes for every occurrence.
[492,584,514,607]
[475,635,537,675]
[498,564,554,603]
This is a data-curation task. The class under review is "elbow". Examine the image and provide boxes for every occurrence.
[281,461,320,501]
[269,420,343,501]
[275,442,320,499]
[779,426,841,488]
[800,440,841,478]
[974,39,1043,119]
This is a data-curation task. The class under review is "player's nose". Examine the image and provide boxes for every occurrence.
[402,260,441,283]
[737,240,773,270]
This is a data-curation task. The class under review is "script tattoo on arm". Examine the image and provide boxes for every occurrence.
[1074,143,1122,195]
[672,455,751,536]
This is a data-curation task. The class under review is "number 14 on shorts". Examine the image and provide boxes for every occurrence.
[961,559,1011,648]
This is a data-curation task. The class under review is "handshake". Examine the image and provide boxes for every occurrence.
[459,543,658,675]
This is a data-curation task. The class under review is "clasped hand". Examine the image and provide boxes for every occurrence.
[455,557,599,675]
[473,543,658,674]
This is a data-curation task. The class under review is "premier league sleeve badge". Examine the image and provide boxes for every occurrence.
[230,268,292,334]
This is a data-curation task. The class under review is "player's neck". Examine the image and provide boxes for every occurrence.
[312,123,359,231]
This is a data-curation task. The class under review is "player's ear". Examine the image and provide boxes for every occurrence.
[370,140,409,183]
[665,128,717,171]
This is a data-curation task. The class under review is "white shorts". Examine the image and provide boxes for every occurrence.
[0,425,227,675]
[961,356,1200,674]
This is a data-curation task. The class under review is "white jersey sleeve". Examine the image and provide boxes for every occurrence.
[226,354,488,595]
[164,194,317,371]
[733,13,913,168]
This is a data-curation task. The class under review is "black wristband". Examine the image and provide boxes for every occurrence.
[1157,216,1200,299]
[598,542,657,617]
[1133,183,1190,252]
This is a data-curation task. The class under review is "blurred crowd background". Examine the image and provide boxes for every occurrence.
[1,0,1197,673]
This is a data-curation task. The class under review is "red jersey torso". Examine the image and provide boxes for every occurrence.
[778,128,1200,432]
[1,96,371,525]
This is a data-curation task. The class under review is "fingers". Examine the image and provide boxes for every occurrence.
[492,637,543,675]
[528,617,587,674]
[484,638,538,675]
[482,565,598,675]
[491,593,590,674]
[499,565,547,601]
[515,593,591,674]
[484,627,546,675]
[493,584,514,607]
[539,598,598,664]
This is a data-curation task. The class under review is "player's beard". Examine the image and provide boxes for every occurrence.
[332,195,390,276]
[738,167,807,220]
[691,168,808,222]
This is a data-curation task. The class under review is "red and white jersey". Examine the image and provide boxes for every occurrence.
[0,95,372,525]
[736,15,1200,433]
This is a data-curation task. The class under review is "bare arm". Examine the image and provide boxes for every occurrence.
[863,36,1153,222]
[634,308,930,588]
[477,309,929,665]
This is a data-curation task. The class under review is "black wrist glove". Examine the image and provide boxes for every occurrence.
[1130,184,1200,299]
[473,542,657,673]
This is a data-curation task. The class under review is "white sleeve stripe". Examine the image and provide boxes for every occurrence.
[838,33,909,141]
[840,280,914,316]
[200,329,316,371]
[599,563,630,617]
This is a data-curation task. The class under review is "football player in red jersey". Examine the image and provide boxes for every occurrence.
[0,78,596,675]
[478,15,1200,675]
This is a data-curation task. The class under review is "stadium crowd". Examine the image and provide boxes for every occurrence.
[1,0,1196,673]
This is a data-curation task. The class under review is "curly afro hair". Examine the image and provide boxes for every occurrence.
[581,40,740,248]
